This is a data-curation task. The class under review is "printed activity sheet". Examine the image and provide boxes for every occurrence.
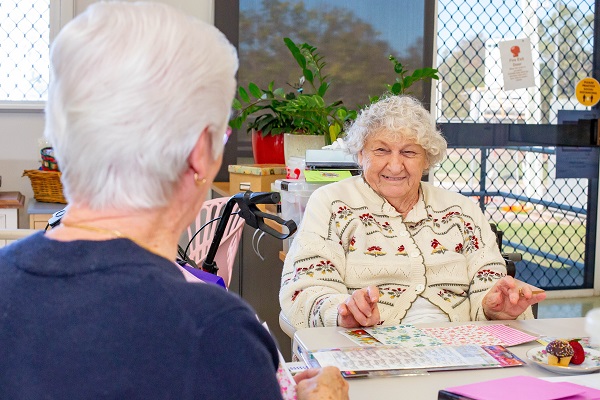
[342,324,538,347]
[309,344,524,377]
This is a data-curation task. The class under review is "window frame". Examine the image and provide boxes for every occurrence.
[0,0,73,111]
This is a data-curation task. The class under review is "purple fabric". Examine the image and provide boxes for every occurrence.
[181,264,226,288]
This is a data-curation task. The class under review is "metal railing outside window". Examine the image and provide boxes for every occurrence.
[434,0,596,290]
[434,147,591,289]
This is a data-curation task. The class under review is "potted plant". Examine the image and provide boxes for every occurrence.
[230,37,355,164]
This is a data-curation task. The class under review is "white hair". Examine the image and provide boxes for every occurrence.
[44,1,238,210]
[345,95,447,172]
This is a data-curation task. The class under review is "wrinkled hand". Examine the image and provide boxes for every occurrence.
[294,366,349,400]
[337,286,380,328]
[482,276,546,320]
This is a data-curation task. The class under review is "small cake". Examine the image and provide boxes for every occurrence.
[545,340,574,366]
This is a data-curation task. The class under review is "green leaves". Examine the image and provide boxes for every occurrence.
[284,37,306,69]
[248,82,262,98]
[238,87,250,103]
[385,54,439,97]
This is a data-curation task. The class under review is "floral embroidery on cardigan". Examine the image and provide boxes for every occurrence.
[380,221,393,234]
[455,243,464,253]
[359,213,377,227]
[349,236,356,252]
[339,236,357,253]
[476,269,504,282]
[438,288,467,302]
[365,245,386,257]
[442,211,460,222]
[294,260,337,280]
[438,289,454,302]
[314,260,336,274]
[396,245,408,256]
[431,238,448,254]
[310,297,327,327]
[291,290,302,301]
[336,206,353,220]
[382,287,406,298]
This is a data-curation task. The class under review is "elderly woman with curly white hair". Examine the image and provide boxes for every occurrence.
[280,95,545,329]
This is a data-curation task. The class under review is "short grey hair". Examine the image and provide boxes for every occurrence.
[344,95,447,172]
[44,1,238,210]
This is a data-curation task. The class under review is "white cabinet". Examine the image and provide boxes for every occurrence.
[0,192,25,248]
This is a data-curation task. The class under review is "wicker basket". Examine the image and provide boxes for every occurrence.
[22,170,67,204]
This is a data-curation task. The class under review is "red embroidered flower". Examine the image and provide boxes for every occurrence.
[359,213,376,226]
[455,243,463,253]
[470,235,480,249]
[431,238,447,254]
[442,211,460,222]
[314,260,336,274]
[365,245,386,257]
[476,269,503,282]
[337,206,352,220]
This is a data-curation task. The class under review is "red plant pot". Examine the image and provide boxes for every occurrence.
[252,130,285,164]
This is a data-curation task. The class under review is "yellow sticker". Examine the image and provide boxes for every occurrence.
[575,77,600,107]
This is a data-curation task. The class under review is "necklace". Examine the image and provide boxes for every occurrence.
[60,220,155,254]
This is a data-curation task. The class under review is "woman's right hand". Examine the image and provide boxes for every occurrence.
[337,286,380,328]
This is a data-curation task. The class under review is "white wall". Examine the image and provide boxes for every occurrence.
[0,0,214,228]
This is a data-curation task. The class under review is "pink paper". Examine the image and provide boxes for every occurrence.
[422,325,502,346]
[445,376,586,400]
[479,324,538,346]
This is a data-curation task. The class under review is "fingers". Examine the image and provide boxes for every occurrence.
[293,367,320,384]
[492,276,520,304]
[366,285,380,303]
[484,277,547,320]
[338,287,380,327]
[517,285,546,304]
[337,303,360,328]
[295,367,349,400]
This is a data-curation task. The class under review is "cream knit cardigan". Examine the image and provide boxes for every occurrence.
[279,176,533,329]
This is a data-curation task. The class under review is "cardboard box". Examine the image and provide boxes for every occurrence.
[228,164,286,194]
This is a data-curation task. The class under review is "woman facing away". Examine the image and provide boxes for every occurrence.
[0,2,347,399]
[280,95,545,329]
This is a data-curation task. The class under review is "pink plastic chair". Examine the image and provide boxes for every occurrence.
[186,197,245,288]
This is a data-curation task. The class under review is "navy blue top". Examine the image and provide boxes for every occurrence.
[0,232,282,399]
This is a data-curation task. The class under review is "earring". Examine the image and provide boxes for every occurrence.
[193,172,207,186]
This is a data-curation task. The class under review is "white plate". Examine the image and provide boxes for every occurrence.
[526,346,600,375]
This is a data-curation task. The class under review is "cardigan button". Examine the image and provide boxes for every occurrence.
[415,284,424,292]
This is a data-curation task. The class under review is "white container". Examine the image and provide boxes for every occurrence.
[585,308,600,347]
[286,156,306,180]
[273,179,329,251]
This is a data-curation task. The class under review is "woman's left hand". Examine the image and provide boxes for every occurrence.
[482,276,546,320]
